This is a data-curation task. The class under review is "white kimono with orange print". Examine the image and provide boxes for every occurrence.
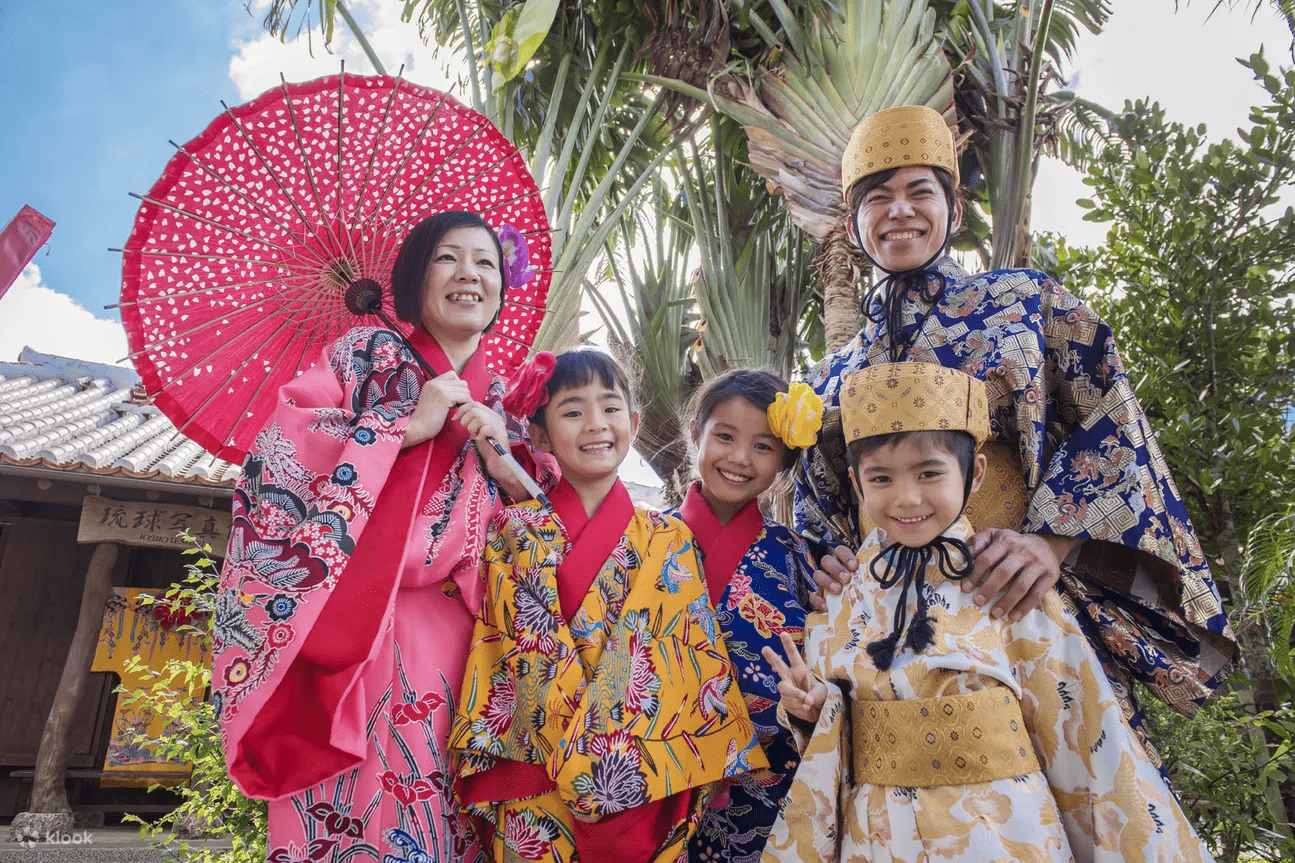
[763,517,1214,863]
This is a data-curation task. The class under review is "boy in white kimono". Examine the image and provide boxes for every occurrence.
[762,362,1213,863]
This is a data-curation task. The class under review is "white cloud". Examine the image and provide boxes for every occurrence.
[229,0,462,101]
[0,264,129,366]
[1033,0,1286,248]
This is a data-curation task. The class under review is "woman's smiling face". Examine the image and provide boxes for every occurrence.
[419,225,503,343]
[851,166,954,272]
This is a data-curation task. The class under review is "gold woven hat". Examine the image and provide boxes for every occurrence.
[841,105,959,198]
[840,362,990,448]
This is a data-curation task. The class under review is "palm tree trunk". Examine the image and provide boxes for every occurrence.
[817,230,868,352]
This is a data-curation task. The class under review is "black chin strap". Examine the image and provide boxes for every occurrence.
[866,534,974,671]
[854,208,955,362]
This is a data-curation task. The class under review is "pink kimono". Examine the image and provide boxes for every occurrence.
[212,325,550,863]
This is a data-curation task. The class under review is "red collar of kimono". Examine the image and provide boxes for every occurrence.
[407,325,492,398]
[550,477,635,622]
[678,481,764,604]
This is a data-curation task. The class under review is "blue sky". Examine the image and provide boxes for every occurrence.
[0,0,1284,367]
[2,0,263,316]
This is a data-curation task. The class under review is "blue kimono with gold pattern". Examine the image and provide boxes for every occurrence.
[793,258,1236,766]
[666,504,816,863]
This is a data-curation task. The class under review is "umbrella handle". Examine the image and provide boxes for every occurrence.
[484,439,552,511]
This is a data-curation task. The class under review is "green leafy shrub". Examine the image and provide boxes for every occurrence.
[1144,686,1295,861]
[115,536,267,862]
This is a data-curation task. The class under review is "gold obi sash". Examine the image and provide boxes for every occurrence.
[850,687,1041,787]
[855,441,1029,538]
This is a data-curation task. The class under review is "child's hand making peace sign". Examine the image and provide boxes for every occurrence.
[762,632,828,725]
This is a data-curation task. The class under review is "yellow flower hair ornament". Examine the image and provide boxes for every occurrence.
[767,382,824,449]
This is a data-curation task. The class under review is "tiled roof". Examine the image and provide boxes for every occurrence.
[0,348,241,487]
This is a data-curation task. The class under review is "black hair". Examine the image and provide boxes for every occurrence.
[529,349,635,429]
[846,165,961,216]
[391,210,507,331]
[690,367,799,470]
[848,429,978,501]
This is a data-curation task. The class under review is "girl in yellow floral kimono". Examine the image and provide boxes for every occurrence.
[450,349,764,863]
[763,363,1214,863]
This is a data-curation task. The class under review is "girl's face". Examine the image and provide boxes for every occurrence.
[850,166,956,272]
[531,379,638,488]
[419,225,503,344]
[850,436,984,547]
[691,396,786,524]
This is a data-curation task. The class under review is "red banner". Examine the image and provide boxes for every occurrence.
[0,205,55,300]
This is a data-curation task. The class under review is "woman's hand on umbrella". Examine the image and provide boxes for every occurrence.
[404,373,472,448]
[457,403,527,499]
[964,528,1081,621]
[761,631,827,724]
[808,546,859,612]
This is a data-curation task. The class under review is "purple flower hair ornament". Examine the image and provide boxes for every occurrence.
[498,223,537,287]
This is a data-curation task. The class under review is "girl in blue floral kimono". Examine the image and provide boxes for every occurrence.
[668,369,822,863]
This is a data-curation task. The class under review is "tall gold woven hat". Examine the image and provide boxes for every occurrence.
[841,105,959,198]
[840,362,990,448]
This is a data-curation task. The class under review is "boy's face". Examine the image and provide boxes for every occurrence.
[531,379,638,487]
[849,437,984,547]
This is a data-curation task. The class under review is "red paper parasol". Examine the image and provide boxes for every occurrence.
[118,72,551,464]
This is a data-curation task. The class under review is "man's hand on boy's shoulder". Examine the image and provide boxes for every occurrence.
[965,529,1082,621]
[810,546,858,612]
[809,531,1081,620]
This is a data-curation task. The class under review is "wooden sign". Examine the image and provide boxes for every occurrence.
[77,495,230,557]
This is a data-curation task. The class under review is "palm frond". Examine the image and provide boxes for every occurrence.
[708,0,955,242]
[590,197,700,496]
[1240,506,1295,679]
[675,117,817,378]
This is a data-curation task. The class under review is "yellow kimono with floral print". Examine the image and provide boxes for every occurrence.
[764,518,1214,863]
[451,500,766,863]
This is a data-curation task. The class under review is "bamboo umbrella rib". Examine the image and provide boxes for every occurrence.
[125,286,338,356]
[372,117,497,233]
[350,75,412,226]
[279,75,347,263]
[166,141,321,251]
[420,149,521,216]
[356,99,466,237]
[138,294,349,386]
[220,100,318,232]
[117,272,324,310]
[113,248,287,266]
[168,314,313,438]
[333,68,367,276]
[211,326,320,451]
[336,68,346,247]
[127,193,330,271]
[477,187,545,218]
[364,235,404,290]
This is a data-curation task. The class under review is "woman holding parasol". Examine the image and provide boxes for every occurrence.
[118,74,561,863]
[210,210,554,863]
[795,105,1237,768]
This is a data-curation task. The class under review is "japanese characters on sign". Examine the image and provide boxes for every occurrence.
[77,495,230,556]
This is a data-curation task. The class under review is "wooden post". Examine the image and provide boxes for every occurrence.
[9,542,118,838]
